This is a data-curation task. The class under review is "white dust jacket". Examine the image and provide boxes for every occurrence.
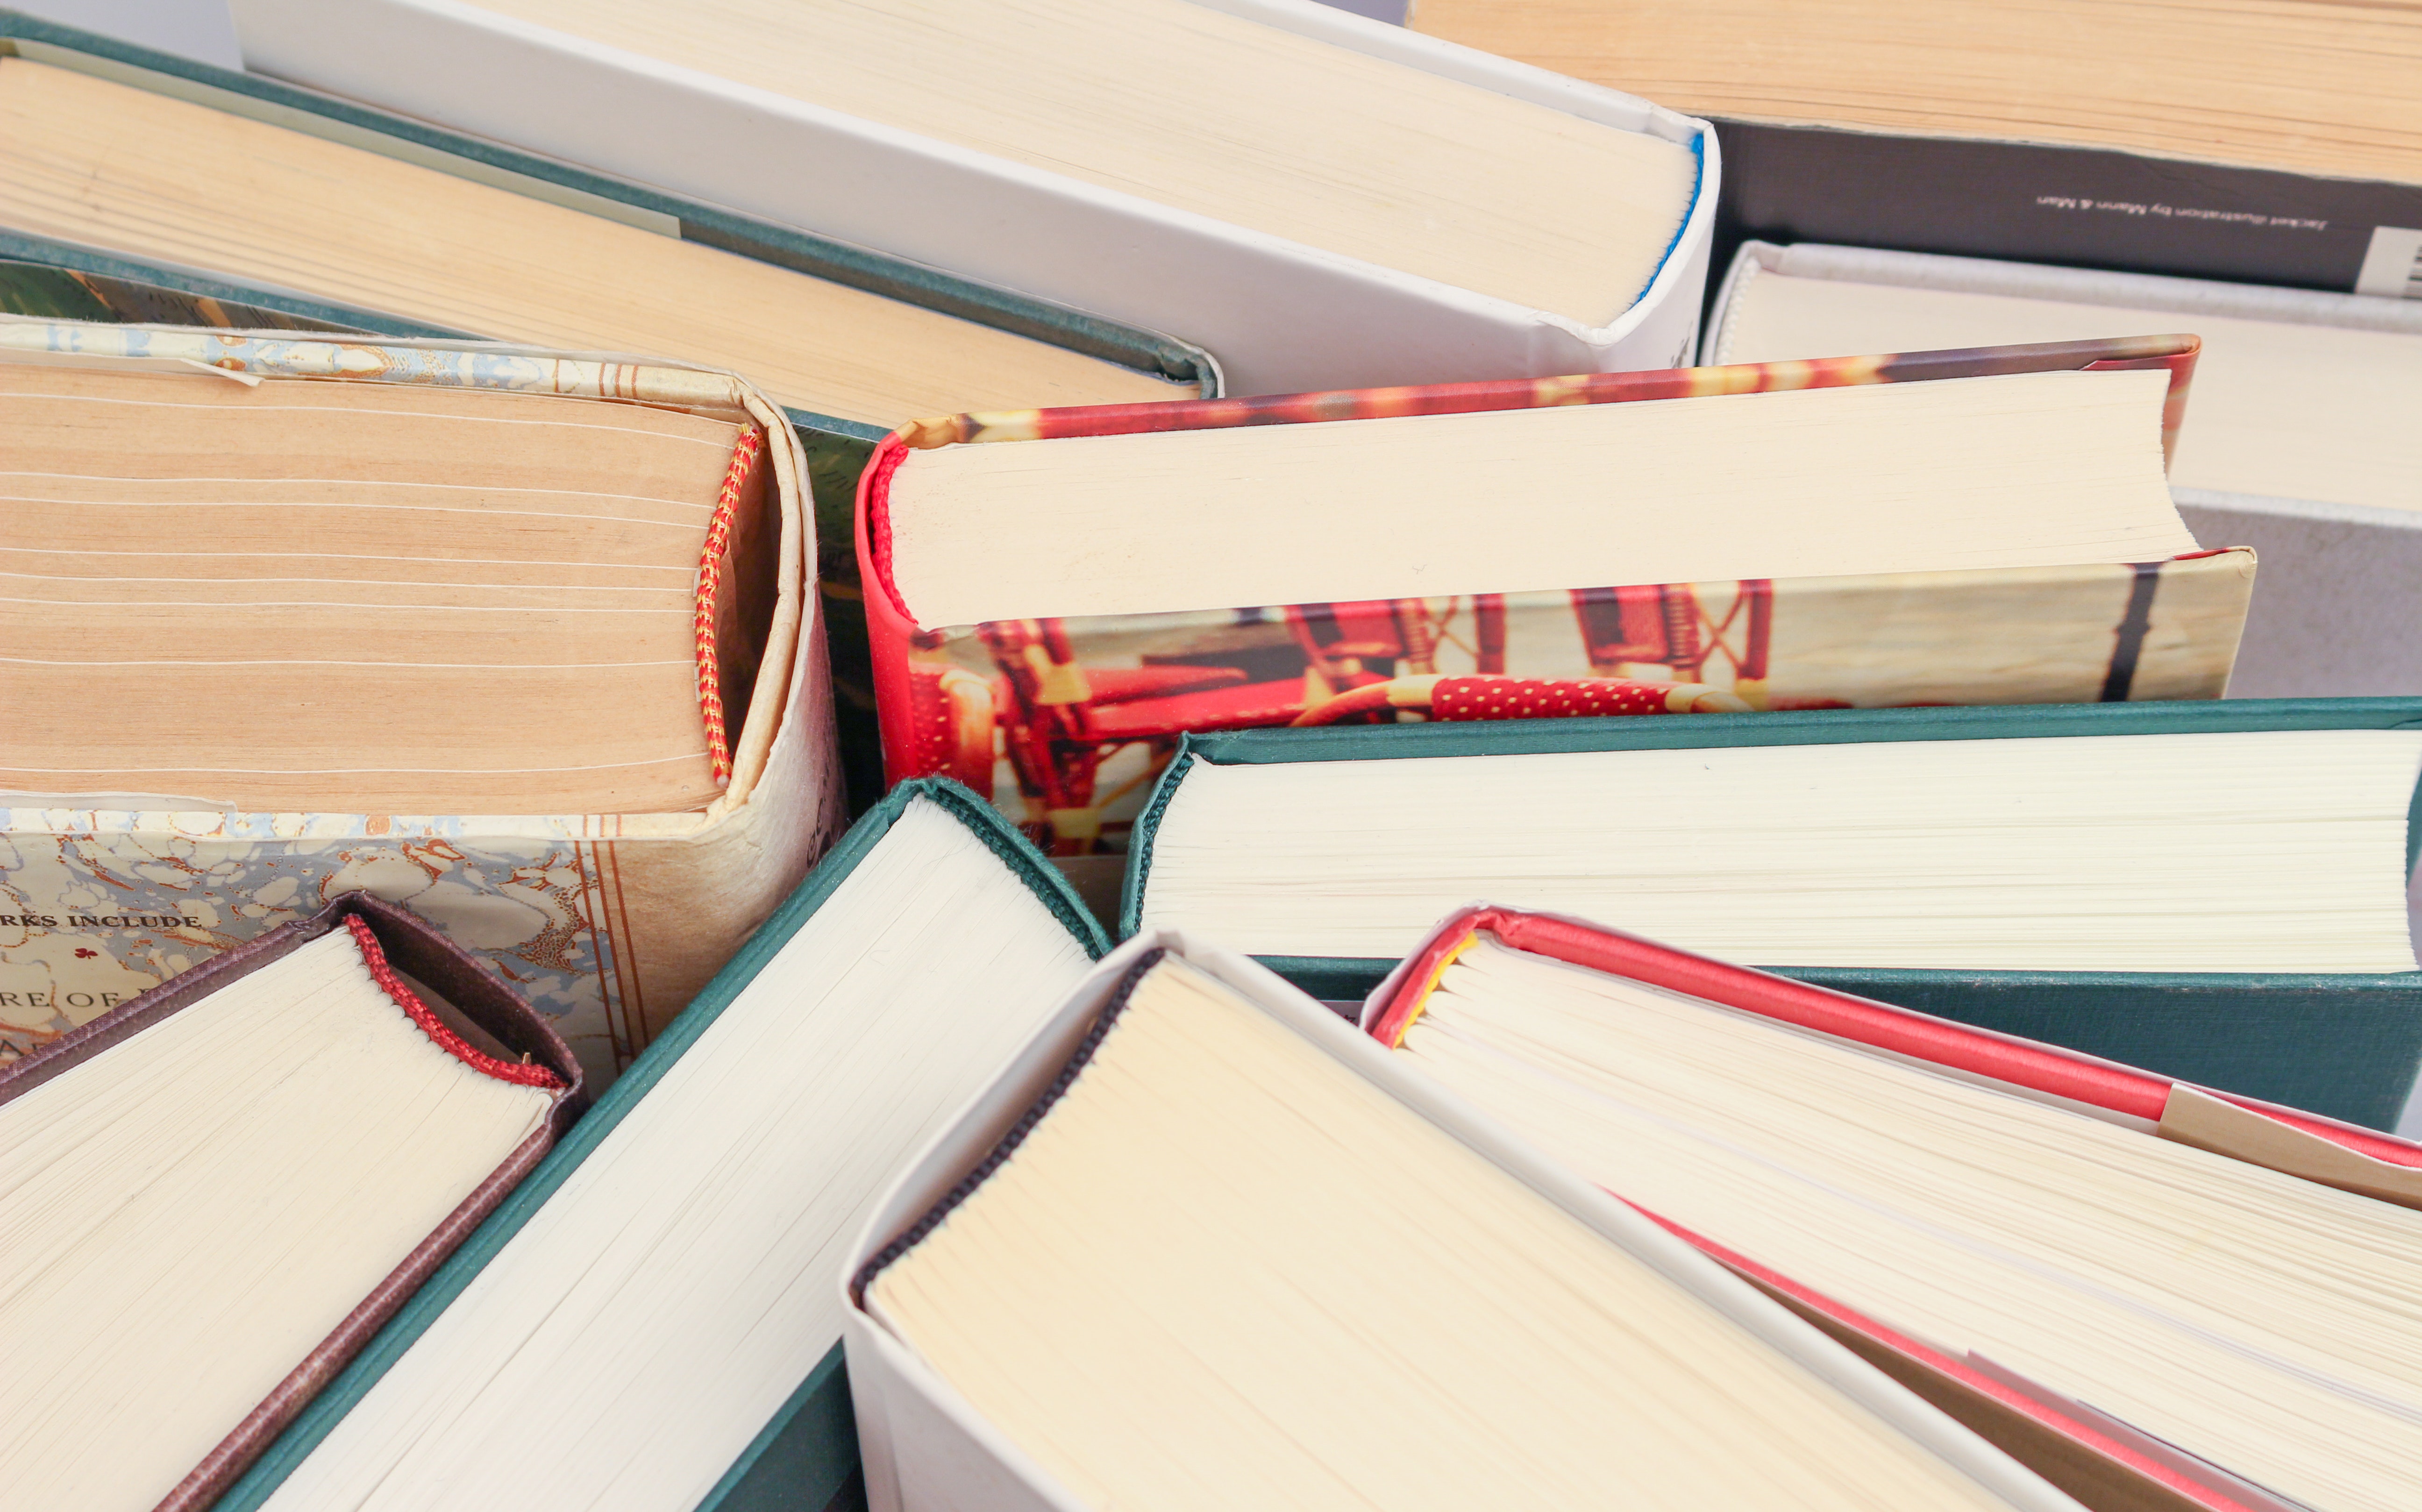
[837,929,2085,1512]
[227,0,1718,396]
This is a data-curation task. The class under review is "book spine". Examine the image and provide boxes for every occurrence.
[856,433,930,791]
[1716,119,2422,296]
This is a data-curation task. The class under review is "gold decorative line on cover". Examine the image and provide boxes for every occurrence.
[694,428,763,787]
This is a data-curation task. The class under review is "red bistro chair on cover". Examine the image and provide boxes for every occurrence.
[946,619,1310,853]
[1571,582,1772,702]
[1283,596,1508,695]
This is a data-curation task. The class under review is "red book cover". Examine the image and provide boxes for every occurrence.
[1364,904,2422,1512]
[855,339,2251,861]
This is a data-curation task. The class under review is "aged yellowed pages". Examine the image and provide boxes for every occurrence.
[2,361,736,813]
[0,59,1189,423]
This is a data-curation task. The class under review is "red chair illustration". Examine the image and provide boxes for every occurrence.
[922,618,1299,854]
[1571,581,1772,704]
[1283,596,1507,696]
[907,590,1775,853]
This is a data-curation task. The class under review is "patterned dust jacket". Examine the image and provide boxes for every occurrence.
[857,337,2252,860]
[0,319,843,1085]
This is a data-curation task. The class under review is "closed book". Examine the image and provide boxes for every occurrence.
[840,929,2084,1512]
[1707,241,2422,699]
[0,10,1223,806]
[1120,699,2422,1129]
[859,338,2251,893]
[0,253,359,332]
[214,778,1106,1512]
[1363,904,2422,1511]
[0,889,582,1512]
[1408,0,2422,297]
[0,13,1215,435]
[0,318,833,1088]
[223,0,1716,395]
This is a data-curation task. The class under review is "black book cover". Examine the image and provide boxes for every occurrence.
[1713,119,2422,296]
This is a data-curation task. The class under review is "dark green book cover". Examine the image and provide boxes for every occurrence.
[1122,700,2422,1129]
[213,779,1107,1512]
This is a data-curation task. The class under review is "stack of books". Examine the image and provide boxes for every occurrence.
[5,3,2419,1510]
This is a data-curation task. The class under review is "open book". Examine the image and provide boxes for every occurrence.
[1363,905,2422,1512]
[215,781,1104,1512]
[0,894,579,1512]
[841,932,2085,1512]
[0,318,834,1083]
[1122,700,2422,1127]
[863,338,2253,884]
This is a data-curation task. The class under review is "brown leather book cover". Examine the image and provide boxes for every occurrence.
[0,891,585,1512]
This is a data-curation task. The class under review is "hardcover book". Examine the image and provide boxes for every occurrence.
[0,9,1224,806]
[227,0,1717,395]
[0,254,357,332]
[1362,905,2422,1512]
[216,779,1106,1512]
[0,319,835,1087]
[0,890,582,1512]
[1707,241,2422,698]
[840,930,2084,1512]
[1120,700,2422,1128]
[0,14,1212,431]
[860,339,2251,888]
[1409,0,2422,297]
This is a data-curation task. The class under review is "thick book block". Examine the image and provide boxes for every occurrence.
[860,339,2250,875]
[1363,904,2422,1512]
[1707,241,2422,699]
[1408,0,2422,297]
[0,11,1224,809]
[1121,700,2422,1129]
[215,778,1107,1512]
[0,14,1217,436]
[223,0,1718,395]
[841,930,2082,1512]
[0,890,582,1512]
[0,319,838,1088]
